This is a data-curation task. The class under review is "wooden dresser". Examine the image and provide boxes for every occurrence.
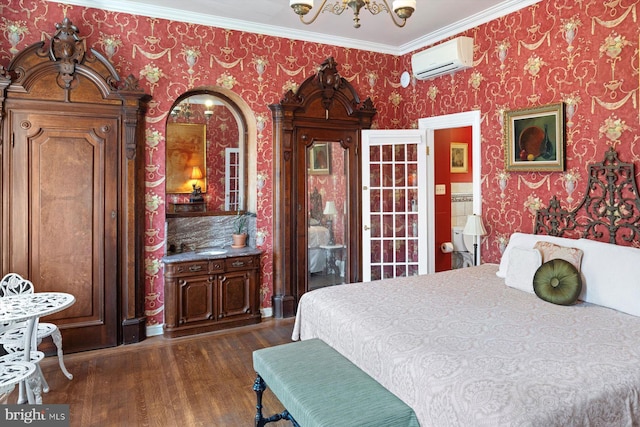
[163,248,262,338]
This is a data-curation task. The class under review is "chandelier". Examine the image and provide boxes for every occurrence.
[290,0,416,28]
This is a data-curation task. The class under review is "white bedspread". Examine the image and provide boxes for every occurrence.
[308,225,329,248]
[293,264,640,426]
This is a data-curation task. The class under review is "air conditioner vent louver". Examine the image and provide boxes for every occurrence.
[411,36,474,80]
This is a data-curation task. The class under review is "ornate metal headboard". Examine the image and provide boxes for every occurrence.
[534,147,640,245]
[309,188,323,223]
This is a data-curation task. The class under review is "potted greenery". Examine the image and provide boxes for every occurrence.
[232,212,248,248]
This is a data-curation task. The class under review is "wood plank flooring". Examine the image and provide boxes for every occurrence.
[2,318,296,427]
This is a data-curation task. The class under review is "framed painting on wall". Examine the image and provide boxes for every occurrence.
[308,142,331,175]
[450,142,468,173]
[166,123,207,193]
[504,102,565,172]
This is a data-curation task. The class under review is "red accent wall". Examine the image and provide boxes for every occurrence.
[434,129,451,272]
[3,0,639,326]
[433,126,472,272]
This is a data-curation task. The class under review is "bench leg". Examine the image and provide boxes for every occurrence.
[254,374,268,427]
[253,374,300,427]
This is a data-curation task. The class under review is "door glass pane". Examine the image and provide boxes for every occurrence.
[382,145,393,162]
[370,164,381,187]
[370,188,381,213]
[382,164,393,187]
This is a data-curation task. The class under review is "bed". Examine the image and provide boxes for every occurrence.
[293,148,640,426]
[308,188,330,274]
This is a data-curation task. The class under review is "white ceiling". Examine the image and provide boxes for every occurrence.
[49,0,540,55]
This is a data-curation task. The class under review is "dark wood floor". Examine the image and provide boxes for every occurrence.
[3,318,296,427]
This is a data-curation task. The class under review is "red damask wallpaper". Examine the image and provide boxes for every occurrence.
[1,0,638,328]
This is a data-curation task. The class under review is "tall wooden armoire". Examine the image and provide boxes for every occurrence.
[0,18,149,352]
[270,57,376,318]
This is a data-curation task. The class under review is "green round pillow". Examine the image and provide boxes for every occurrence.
[533,259,582,305]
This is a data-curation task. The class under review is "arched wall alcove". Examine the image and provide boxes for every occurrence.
[164,85,258,214]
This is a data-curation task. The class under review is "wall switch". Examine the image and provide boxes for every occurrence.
[435,184,446,195]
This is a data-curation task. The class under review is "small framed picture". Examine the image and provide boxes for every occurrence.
[308,143,331,175]
[450,142,468,174]
[504,102,565,172]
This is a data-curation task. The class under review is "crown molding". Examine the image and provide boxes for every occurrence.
[399,0,542,55]
[46,0,541,56]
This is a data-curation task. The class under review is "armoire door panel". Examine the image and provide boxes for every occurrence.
[10,112,118,348]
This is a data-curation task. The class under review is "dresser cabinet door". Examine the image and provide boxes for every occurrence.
[179,275,215,324]
[219,270,252,318]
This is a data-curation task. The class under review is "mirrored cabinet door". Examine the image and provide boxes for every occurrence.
[307,140,349,291]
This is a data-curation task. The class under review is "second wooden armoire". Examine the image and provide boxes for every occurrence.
[270,57,376,318]
[0,18,149,352]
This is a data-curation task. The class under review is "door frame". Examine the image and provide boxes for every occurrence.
[419,110,482,271]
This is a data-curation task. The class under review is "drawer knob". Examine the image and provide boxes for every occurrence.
[189,265,203,272]
[232,261,245,267]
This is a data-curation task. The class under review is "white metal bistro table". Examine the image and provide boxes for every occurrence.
[0,292,75,403]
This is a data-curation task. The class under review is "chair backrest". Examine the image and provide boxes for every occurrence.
[0,273,34,297]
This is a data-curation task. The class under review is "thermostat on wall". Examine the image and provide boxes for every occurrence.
[400,71,411,88]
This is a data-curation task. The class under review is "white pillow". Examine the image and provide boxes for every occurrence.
[497,233,584,278]
[577,238,640,317]
[505,247,541,293]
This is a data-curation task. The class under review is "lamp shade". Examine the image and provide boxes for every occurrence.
[393,0,416,11]
[190,166,203,180]
[323,201,337,216]
[463,214,486,237]
[290,0,312,7]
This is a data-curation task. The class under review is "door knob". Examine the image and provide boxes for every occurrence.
[364,225,370,231]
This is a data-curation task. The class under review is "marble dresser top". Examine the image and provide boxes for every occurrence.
[162,246,262,264]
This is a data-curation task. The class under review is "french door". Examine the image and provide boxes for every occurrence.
[362,130,429,281]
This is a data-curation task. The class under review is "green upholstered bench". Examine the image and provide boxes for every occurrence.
[252,338,419,427]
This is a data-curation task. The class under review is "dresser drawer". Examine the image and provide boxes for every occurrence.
[225,255,258,271]
[166,260,210,276]
[209,259,225,273]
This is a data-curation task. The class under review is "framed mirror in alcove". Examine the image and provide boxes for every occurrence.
[165,88,247,215]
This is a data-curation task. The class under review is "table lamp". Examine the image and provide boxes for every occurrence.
[189,166,204,203]
[323,201,337,245]
[463,214,486,266]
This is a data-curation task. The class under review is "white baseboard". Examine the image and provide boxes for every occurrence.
[146,324,163,337]
[260,307,272,318]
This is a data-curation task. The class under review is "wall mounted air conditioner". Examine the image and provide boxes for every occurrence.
[411,36,474,80]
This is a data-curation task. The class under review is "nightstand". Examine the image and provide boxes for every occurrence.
[319,244,345,276]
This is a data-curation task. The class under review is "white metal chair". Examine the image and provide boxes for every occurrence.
[0,273,73,381]
[0,360,36,403]
[0,320,42,404]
